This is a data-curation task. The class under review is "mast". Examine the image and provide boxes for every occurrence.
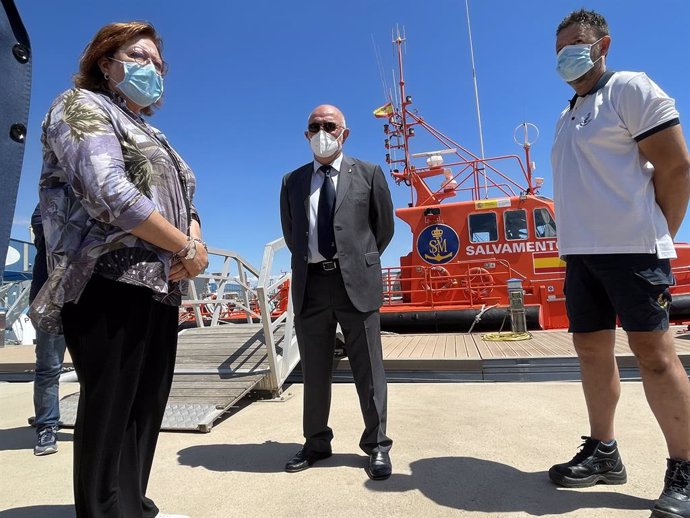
[395,33,411,185]
[382,33,536,205]
[464,0,488,199]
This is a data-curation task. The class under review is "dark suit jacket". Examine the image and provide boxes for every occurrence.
[280,155,394,315]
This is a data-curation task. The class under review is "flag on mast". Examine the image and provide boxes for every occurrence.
[373,102,394,118]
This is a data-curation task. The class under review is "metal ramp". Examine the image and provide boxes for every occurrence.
[59,238,300,432]
[164,324,283,431]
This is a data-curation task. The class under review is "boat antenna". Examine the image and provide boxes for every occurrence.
[464,0,488,198]
[391,26,402,110]
[371,34,389,101]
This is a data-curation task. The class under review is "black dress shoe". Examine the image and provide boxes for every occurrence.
[285,448,332,473]
[366,451,392,480]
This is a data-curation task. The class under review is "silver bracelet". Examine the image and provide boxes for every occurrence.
[172,237,193,260]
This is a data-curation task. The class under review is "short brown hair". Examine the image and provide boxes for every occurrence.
[73,21,164,116]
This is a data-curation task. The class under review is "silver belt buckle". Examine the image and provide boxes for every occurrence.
[322,260,337,271]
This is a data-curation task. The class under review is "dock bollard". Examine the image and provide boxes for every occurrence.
[506,279,527,334]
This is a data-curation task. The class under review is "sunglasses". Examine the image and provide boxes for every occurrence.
[307,122,341,134]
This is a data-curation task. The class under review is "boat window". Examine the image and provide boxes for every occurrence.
[504,209,528,241]
[534,208,557,238]
[469,213,498,243]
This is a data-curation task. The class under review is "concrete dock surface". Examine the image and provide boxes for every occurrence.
[0,380,670,517]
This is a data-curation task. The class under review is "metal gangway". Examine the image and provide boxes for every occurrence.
[59,237,299,432]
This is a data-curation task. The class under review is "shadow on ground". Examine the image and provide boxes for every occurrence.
[0,505,75,517]
[0,426,72,452]
[365,456,654,516]
[177,441,366,473]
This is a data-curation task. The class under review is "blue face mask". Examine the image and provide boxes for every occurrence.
[111,59,164,108]
[556,37,603,82]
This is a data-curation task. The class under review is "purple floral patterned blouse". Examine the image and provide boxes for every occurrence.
[29,88,199,334]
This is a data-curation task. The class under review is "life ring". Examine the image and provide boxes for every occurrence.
[460,267,494,300]
[422,265,456,301]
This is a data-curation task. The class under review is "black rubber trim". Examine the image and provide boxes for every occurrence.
[634,118,680,142]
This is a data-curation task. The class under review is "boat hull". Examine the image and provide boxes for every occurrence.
[380,305,541,333]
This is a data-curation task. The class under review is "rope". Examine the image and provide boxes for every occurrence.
[481,331,532,341]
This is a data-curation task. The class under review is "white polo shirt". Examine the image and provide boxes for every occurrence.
[551,70,680,258]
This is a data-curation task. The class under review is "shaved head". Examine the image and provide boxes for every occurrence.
[307,104,347,129]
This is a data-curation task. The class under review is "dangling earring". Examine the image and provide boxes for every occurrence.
[104,73,110,81]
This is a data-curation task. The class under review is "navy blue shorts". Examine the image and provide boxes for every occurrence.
[564,254,674,333]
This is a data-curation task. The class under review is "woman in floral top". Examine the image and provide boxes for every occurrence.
[30,22,206,518]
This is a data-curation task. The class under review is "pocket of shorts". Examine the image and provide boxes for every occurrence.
[634,266,675,287]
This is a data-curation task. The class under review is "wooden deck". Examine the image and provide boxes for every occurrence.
[324,327,690,382]
[380,328,690,359]
[4,325,690,385]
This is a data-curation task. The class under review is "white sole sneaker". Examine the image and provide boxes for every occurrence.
[34,444,58,456]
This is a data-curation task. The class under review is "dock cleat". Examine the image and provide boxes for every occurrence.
[549,436,627,488]
[651,458,690,518]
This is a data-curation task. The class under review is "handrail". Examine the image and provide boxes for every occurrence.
[256,237,298,394]
[182,247,262,327]
[180,238,297,395]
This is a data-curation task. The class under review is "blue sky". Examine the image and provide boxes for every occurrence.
[11,0,690,273]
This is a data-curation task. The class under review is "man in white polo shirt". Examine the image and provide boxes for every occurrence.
[549,9,690,517]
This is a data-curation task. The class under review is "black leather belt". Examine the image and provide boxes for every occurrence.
[309,259,339,271]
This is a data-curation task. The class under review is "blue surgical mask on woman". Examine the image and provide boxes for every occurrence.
[556,37,604,82]
[110,59,164,107]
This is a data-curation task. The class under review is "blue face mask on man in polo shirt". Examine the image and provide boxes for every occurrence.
[556,37,604,82]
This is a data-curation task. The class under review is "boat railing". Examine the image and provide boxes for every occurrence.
[414,154,529,205]
[256,237,298,394]
[382,258,524,308]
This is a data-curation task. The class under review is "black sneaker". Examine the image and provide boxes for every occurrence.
[549,436,627,488]
[651,458,690,518]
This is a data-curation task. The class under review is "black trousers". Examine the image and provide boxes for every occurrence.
[62,275,178,518]
[295,266,392,455]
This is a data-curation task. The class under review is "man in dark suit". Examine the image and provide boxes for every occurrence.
[280,104,395,480]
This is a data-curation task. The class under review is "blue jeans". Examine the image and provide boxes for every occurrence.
[33,328,67,430]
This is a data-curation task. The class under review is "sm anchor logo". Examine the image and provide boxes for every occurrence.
[417,224,459,264]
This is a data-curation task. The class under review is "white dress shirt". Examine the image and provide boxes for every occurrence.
[308,153,343,263]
